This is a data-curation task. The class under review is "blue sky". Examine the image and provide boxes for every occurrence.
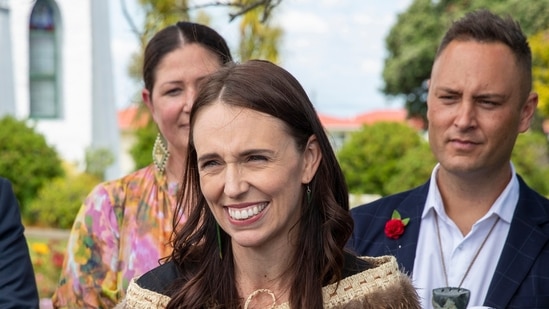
[109,0,412,117]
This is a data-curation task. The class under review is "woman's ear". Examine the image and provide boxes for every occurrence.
[142,88,154,112]
[142,88,158,124]
[301,135,322,184]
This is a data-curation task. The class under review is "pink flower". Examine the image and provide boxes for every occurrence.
[384,210,410,240]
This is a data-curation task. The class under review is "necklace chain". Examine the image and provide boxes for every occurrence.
[434,212,500,288]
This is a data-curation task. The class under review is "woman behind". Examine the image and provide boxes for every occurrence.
[52,22,232,308]
[120,60,419,308]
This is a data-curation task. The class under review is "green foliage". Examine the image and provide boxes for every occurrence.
[130,119,157,170]
[337,122,431,196]
[127,0,191,83]
[237,0,283,63]
[383,0,441,122]
[26,171,101,229]
[530,30,549,117]
[512,131,549,196]
[0,116,63,212]
[85,147,115,180]
[384,0,549,122]
[384,141,436,194]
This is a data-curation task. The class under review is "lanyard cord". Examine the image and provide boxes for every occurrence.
[434,212,500,288]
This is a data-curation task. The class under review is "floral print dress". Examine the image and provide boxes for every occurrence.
[52,164,181,308]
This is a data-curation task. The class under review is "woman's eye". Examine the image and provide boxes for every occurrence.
[201,160,219,169]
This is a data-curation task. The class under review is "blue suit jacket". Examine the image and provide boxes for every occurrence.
[0,177,39,308]
[349,175,549,309]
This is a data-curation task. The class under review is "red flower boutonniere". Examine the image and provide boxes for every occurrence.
[384,210,410,240]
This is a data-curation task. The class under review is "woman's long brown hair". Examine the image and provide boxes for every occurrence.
[167,60,352,309]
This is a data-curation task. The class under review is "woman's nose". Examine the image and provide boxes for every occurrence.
[223,165,248,198]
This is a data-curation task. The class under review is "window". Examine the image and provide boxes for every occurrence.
[29,0,61,118]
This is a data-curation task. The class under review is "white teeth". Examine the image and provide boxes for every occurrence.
[228,203,266,220]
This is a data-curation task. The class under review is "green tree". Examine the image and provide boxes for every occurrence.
[26,171,101,229]
[85,147,115,179]
[237,0,283,62]
[130,116,157,170]
[382,0,440,123]
[530,30,549,117]
[122,0,284,80]
[125,0,191,83]
[0,116,63,213]
[384,142,436,194]
[383,0,549,123]
[337,122,431,196]
[512,131,549,196]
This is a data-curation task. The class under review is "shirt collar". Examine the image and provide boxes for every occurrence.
[423,162,518,224]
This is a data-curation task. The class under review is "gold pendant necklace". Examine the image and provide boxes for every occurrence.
[244,289,276,309]
[432,212,499,309]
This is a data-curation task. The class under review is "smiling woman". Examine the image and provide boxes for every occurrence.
[195,103,310,250]
[116,60,420,309]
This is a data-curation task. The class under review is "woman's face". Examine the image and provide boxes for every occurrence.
[142,43,221,160]
[193,103,321,252]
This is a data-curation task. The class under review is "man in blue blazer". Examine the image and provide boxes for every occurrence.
[349,9,549,309]
[0,177,39,308]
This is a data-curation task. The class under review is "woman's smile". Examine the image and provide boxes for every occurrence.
[227,202,268,221]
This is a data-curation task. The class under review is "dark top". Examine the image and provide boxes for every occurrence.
[0,177,39,309]
[137,251,372,297]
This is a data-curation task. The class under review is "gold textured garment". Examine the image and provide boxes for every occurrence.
[116,255,420,309]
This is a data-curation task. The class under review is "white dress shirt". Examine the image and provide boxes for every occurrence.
[412,163,518,309]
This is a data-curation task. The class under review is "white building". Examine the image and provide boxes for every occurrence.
[0,0,121,180]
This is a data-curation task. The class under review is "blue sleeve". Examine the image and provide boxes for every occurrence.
[0,177,39,309]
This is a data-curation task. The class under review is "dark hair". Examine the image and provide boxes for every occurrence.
[436,9,532,93]
[142,21,233,94]
[168,60,352,308]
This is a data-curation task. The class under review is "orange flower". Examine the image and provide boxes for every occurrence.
[31,242,50,255]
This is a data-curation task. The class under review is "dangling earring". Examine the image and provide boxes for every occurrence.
[306,184,312,205]
[153,133,169,174]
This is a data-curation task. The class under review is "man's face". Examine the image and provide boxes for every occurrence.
[426,40,537,179]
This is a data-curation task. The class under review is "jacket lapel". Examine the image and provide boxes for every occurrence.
[385,182,429,274]
[484,177,549,308]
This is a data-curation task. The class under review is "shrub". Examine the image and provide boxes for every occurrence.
[85,147,115,180]
[512,131,549,196]
[26,169,100,229]
[130,116,156,170]
[0,116,63,213]
[337,122,429,196]
[384,142,436,194]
